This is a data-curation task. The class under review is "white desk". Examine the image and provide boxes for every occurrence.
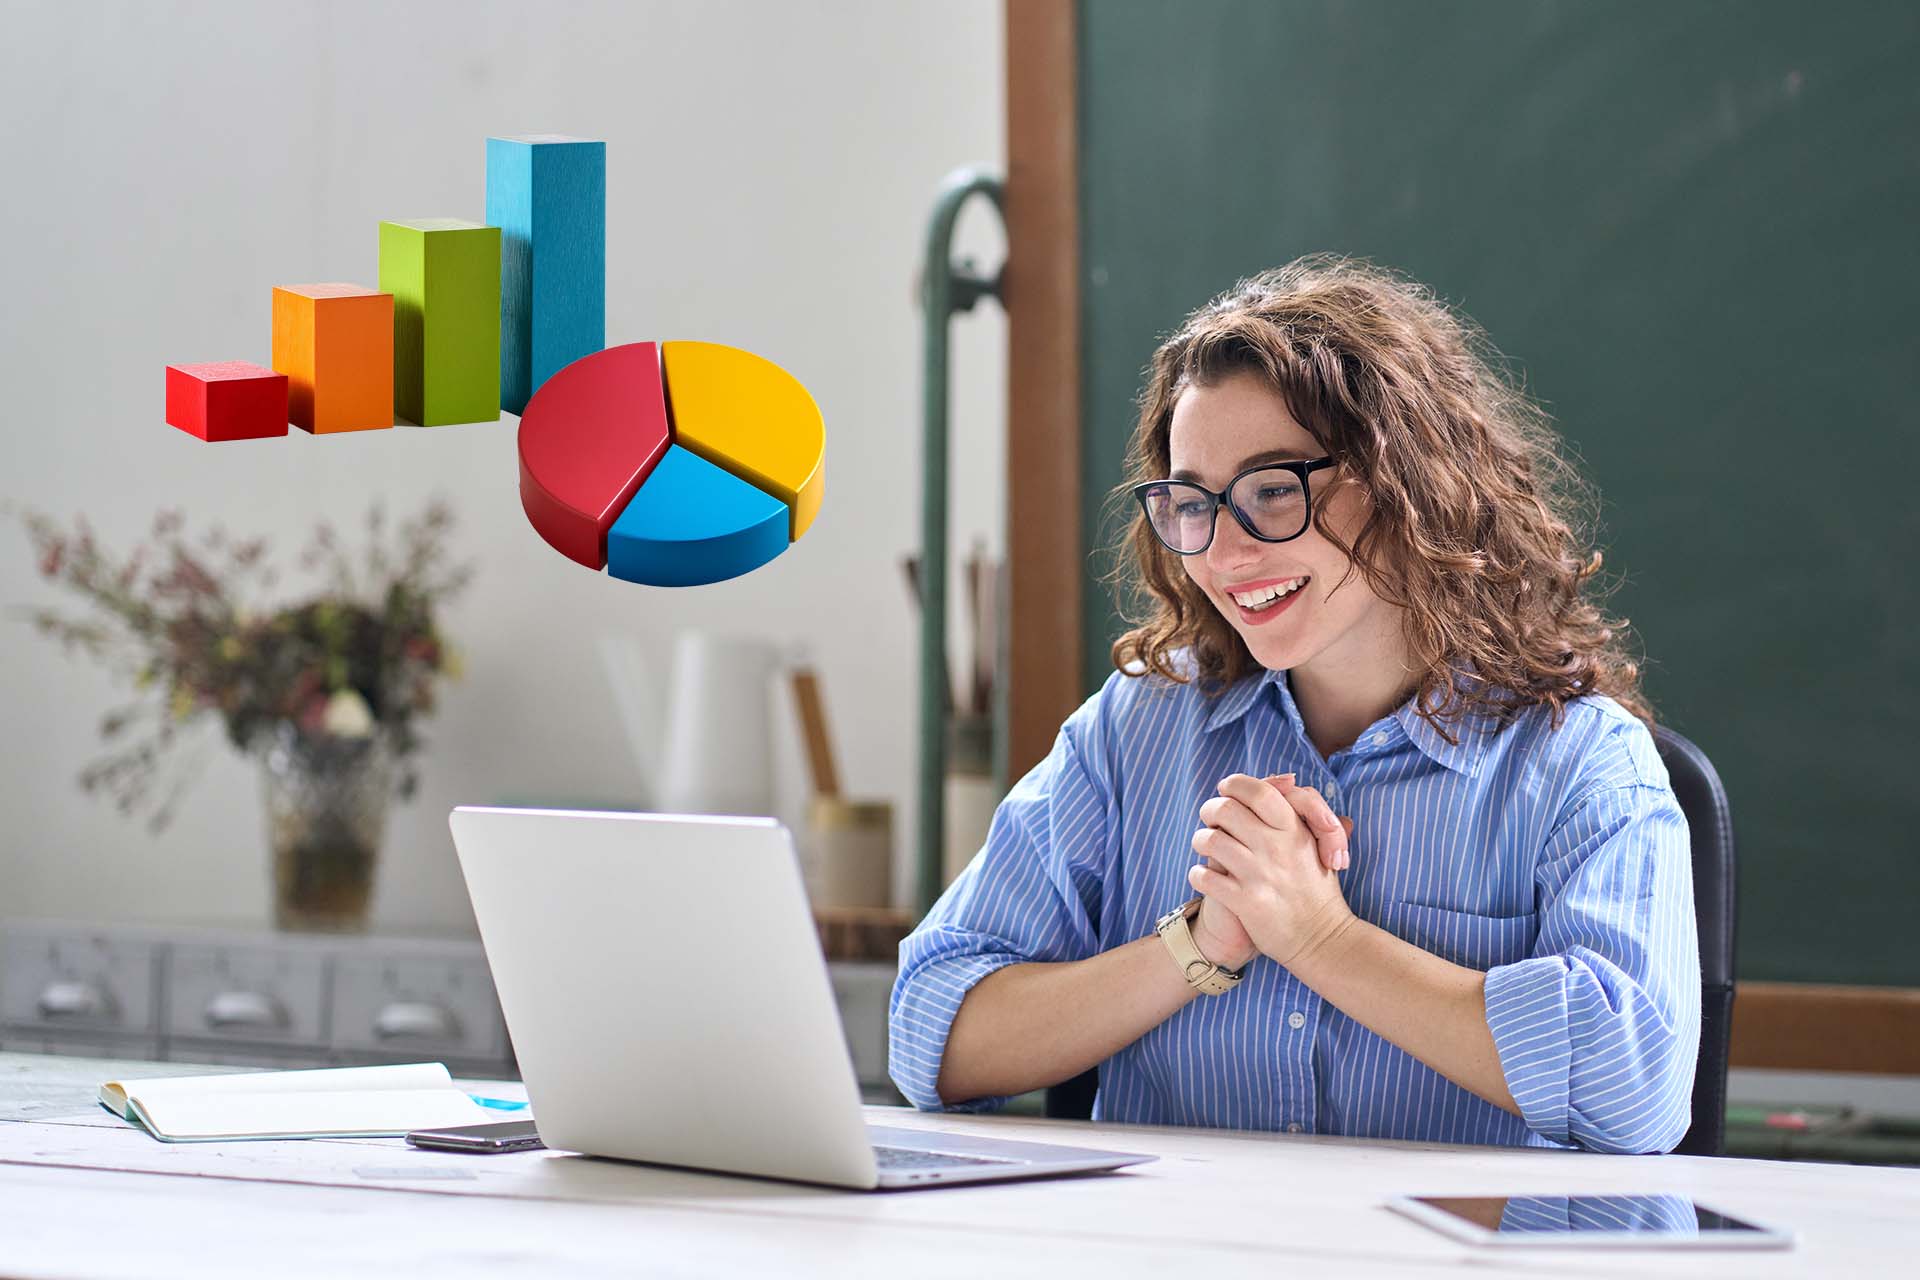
[1,1052,1913,1277]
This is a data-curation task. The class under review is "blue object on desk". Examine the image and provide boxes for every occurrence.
[467,1095,529,1111]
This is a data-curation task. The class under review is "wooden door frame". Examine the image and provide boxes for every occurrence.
[1003,0,1083,784]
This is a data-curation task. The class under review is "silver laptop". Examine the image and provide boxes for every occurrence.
[447,805,1154,1190]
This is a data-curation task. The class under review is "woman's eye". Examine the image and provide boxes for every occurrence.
[1174,499,1210,517]
[1257,485,1301,502]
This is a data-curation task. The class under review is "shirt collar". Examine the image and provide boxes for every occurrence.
[1201,665,1288,732]
[1202,664,1493,778]
[1393,689,1490,778]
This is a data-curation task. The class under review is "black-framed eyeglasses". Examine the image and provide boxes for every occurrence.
[1130,458,1337,555]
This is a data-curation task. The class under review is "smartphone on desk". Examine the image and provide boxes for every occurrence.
[405,1120,544,1154]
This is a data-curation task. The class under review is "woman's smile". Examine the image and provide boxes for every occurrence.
[1223,574,1310,626]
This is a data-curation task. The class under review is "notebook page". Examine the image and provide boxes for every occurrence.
[128,1087,493,1141]
[100,1062,456,1119]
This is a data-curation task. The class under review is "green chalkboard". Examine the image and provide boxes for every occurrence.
[1075,0,1920,985]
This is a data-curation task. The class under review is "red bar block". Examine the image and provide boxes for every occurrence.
[166,361,289,441]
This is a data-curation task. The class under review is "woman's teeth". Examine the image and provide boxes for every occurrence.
[1230,578,1307,610]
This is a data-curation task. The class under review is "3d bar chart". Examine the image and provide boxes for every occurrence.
[271,284,395,434]
[379,219,503,426]
[518,341,824,586]
[487,134,606,415]
[167,131,605,440]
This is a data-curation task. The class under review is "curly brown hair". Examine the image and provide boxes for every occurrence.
[1107,254,1652,739]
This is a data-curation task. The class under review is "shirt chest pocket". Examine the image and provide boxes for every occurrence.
[1377,900,1537,972]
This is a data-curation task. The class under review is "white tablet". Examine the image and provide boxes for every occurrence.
[1387,1194,1795,1249]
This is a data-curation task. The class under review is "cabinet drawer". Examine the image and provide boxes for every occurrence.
[828,961,896,1088]
[167,943,328,1046]
[1,926,160,1036]
[331,952,503,1060]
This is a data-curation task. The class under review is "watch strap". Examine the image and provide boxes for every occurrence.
[1156,897,1243,996]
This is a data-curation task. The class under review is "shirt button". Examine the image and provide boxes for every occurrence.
[1369,732,1388,747]
[1287,1011,1306,1030]
[1287,1123,1303,1134]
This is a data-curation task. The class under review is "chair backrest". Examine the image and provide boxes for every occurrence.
[1657,723,1737,1156]
[1045,723,1738,1155]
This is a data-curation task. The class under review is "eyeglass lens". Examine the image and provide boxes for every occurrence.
[1139,467,1309,553]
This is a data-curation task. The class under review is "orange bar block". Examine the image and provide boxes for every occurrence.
[272,284,395,433]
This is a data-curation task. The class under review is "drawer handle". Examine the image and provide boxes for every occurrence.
[37,980,112,1020]
[204,991,288,1030]
[373,1001,458,1042]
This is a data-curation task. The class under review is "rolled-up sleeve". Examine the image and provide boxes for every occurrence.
[887,695,1114,1112]
[1483,779,1702,1154]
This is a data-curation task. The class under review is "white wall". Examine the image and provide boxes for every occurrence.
[0,0,1007,933]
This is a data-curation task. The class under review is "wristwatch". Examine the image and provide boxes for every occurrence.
[1155,897,1244,996]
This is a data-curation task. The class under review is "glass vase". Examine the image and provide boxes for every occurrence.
[256,724,395,932]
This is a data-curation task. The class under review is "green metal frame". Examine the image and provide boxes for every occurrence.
[917,168,1006,915]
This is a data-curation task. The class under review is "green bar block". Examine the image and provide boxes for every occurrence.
[378,219,502,426]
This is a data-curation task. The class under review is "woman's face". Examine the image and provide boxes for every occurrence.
[1166,370,1400,679]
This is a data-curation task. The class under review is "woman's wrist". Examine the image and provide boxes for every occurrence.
[1190,918,1256,973]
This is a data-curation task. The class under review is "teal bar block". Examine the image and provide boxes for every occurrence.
[485,135,606,415]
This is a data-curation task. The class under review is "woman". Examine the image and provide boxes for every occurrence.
[888,255,1700,1154]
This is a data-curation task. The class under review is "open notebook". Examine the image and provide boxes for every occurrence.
[99,1062,496,1142]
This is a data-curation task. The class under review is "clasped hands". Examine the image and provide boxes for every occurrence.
[1187,774,1356,974]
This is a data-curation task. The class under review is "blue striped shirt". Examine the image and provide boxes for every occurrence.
[889,657,1701,1153]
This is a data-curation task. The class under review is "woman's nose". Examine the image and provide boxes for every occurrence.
[1206,503,1261,573]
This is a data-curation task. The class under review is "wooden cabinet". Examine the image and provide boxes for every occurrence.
[0,920,900,1095]
[0,921,510,1076]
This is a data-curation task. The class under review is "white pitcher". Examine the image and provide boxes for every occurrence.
[597,630,779,817]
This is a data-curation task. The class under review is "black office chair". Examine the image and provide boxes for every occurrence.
[1043,723,1738,1156]
[1660,724,1737,1156]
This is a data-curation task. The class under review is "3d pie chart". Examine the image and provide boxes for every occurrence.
[518,340,824,586]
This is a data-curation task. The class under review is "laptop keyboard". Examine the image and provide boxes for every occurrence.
[872,1145,1018,1171]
